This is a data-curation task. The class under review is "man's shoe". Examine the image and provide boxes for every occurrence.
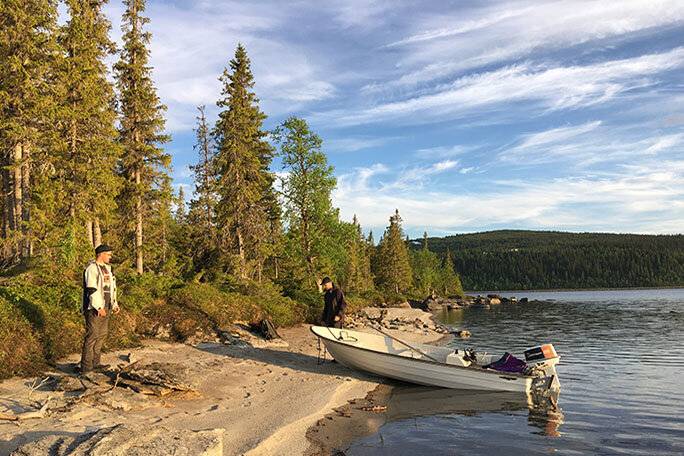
[94,364,110,370]
[78,369,92,377]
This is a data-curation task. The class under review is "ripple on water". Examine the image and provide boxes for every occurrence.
[346,289,684,456]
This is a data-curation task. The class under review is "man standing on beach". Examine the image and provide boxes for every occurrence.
[78,244,119,374]
[321,277,347,328]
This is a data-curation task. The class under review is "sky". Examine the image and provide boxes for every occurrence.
[98,0,684,238]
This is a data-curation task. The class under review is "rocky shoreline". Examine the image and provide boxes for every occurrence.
[1,304,455,456]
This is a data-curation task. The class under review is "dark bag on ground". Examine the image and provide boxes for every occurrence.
[250,318,281,340]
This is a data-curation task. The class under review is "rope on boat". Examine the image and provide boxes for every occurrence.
[368,325,441,363]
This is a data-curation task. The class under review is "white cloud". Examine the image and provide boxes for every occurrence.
[333,161,684,236]
[509,121,602,152]
[500,123,684,167]
[325,136,397,153]
[377,0,684,89]
[329,48,684,126]
[416,145,470,159]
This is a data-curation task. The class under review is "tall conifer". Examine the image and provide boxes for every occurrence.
[54,0,121,264]
[188,105,215,236]
[212,44,273,279]
[375,209,412,293]
[187,105,219,274]
[114,0,170,274]
[0,0,60,264]
[439,247,463,295]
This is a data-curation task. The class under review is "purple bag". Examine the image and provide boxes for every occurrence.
[484,352,527,373]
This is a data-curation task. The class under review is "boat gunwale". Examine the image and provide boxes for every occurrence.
[310,326,535,380]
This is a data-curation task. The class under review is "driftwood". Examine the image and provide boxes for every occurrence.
[0,376,53,422]
[0,402,49,422]
[1,360,200,422]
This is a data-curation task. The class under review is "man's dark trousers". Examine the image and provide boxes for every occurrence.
[80,309,110,372]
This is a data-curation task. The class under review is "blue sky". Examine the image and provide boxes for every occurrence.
[100,0,684,238]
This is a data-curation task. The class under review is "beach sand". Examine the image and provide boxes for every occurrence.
[0,323,449,455]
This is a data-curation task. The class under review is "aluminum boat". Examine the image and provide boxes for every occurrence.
[311,325,560,393]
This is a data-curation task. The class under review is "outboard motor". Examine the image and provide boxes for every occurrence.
[525,344,561,392]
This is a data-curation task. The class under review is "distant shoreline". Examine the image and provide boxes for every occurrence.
[466,286,684,294]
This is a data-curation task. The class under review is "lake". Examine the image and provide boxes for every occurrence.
[345,289,684,455]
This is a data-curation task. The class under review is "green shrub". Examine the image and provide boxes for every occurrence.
[0,296,46,379]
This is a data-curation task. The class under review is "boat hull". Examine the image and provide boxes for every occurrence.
[312,326,535,392]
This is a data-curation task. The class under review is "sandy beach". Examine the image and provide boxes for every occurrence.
[0,316,449,455]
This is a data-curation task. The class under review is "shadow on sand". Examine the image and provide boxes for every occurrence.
[193,340,381,383]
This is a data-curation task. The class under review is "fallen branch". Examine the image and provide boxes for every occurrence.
[109,358,145,392]
[0,401,49,422]
[28,376,50,401]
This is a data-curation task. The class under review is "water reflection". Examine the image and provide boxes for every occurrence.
[384,385,564,438]
[348,291,684,455]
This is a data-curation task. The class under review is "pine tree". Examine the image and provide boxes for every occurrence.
[53,0,121,266]
[272,116,336,287]
[212,44,273,280]
[0,0,60,264]
[114,0,170,274]
[375,209,412,294]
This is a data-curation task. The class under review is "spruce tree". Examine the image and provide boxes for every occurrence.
[188,105,216,237]
[187,105,219,274]
[212,43,274,279]
[114,0,170,274]
[410,232,441,296]
[439,247,463,295]
[375,209,412,294]
[54,0,121,265]
[272,116,336,286]
[0,0,60,264]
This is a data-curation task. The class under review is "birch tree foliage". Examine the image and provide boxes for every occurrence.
[272,116,337,286]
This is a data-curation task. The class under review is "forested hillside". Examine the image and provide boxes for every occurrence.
[420,230,684,290]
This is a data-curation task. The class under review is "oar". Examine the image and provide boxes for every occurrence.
[369,325,441,363]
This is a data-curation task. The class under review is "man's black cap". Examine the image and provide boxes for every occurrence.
[321,277,332,285]
[95,244,113,255]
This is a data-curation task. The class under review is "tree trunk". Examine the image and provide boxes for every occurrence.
[236,226,246,279]
[12,143,23,235]
[1,159,10,239]
[21,142,31,258]
[85,220,94,246]
[161,222,167,264]
[135,167,143,274]
[93,217,102,247]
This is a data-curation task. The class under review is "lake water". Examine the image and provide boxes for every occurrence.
[345,289,684,455]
